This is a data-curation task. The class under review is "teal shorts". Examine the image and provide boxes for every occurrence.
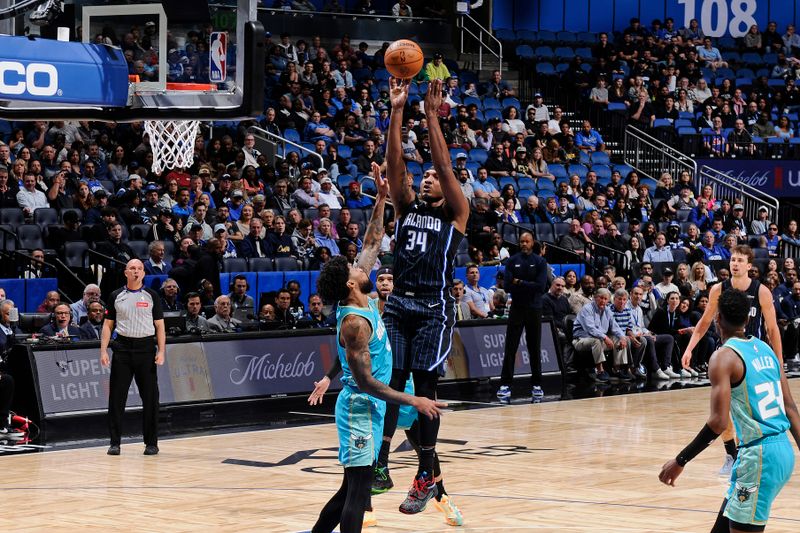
[724,432,795,526]
[335,385,386,468]
[397,376,418,430]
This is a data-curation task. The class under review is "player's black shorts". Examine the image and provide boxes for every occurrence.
[382,292,456,376]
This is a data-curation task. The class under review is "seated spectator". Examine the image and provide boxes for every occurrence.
[268,215,298,258]
[569,274,595,314]
[697,37,728,70]
[144,241,172,275]
[273,288,297,326]
[338,222,363,254]
[654,268,680,300]
[36,290,60,314]
[185,292,209,333]
[542,277,571,330]
[39,304,81,338]
[425,52,450,81]
[462,265,494,318]
[484,143,514,177]
[560,219,591,257]
[314,217,341,256]
[97,222,136,266]
[345,182,374,209]
[207,295,241,333]
[572,288,628,383]
[574,120,606,152]
[16,172,48,219]
[292,176,321,209]
[69,284,101,325]
[79,301,105,340]
[727,119,755,158]
[700,230,729,261]
[160,278,183,312]
[239,218,272,259]
[228,274,255,311]
[643,232,674,263]
[473,167,501,198]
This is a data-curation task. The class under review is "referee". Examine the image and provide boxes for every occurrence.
[496,232,549,402]
[100,259,166,456]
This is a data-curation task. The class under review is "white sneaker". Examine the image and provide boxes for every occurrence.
[665,368,681,378]
[718,454,735,477]
[680,368,693,378]
[655,369,671,380]
[688,367,699,377]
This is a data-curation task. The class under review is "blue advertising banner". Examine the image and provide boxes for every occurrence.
[695,159,800,197]
[0,35,129,107]
[29,321,561,418]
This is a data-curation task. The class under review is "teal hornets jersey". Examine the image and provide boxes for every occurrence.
[724,337,790,446]
[336,298,392,390]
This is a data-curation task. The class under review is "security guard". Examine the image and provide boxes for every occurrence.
[100,259,166,456]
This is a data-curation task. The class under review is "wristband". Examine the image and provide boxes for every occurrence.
[676,423,720,466]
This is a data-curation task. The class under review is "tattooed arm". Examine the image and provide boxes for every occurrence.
[342,314,444,419]
[356,162,389,272]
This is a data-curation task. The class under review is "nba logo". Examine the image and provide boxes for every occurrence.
[209,32,227,83]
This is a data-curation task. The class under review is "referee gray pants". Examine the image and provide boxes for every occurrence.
[108,335,159,447]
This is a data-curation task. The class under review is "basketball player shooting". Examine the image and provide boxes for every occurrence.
[375,77,470,514]
[682,245,791,475]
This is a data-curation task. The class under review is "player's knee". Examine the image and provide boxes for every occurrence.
[412,370,438,399]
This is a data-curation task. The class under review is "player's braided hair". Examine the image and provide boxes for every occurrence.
[317,255,351,304]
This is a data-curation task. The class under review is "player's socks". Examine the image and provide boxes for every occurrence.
[417,446,435,478]
[723,439,738,460]
[435,480,447,500]
[378,440,391,467]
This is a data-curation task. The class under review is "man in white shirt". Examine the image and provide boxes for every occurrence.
[16,172,48,218]
[462,264,494,318]
[654,268,679,300]
[317,174,344,209]
[525,93,550,123]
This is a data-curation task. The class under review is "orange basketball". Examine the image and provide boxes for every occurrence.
[384,39,424,80]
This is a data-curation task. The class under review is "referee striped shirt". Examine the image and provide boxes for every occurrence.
[106,287,164,338]
[611,304,632,334]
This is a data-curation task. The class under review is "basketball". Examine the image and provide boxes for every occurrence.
[383,39,424,80]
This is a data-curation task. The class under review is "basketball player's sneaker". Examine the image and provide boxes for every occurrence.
[433,494,464,526]
[372,464,394,494]
[399,473,438,514]
[496,385,511,400]
[531,386,544,402]
[718,454,735,477]
[362,510,377,528]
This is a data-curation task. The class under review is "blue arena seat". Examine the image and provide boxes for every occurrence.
[0,279,24,311]
[25,278,57,314]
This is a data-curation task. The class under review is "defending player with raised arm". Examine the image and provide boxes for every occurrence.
[681,245,786,474]
[310,168,444,533]
[308,161,388,407]
[660,289,800,533]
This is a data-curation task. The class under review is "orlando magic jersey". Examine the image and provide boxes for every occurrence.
[393,200,464,296]
[336,298,392,390]
[724,337,790,446]
[722,279,763,339]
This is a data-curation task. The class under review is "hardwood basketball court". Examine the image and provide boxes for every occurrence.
[1,382,798,532]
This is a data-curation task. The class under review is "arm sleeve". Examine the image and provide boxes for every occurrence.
[147,288,164,320]
[105,289,119,322]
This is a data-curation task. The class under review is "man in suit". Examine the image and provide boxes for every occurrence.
[39,304,81,338]
[451,280,471,321]
[144,241,172,275]
[239,218,272,259]
[79,301,105,340]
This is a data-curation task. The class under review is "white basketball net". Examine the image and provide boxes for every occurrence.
[144,120,200,175]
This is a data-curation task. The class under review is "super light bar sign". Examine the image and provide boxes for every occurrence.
[0,36,128,107]
[676,0,759,38]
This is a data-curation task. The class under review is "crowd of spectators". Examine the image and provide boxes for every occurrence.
[514,17,800,158]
